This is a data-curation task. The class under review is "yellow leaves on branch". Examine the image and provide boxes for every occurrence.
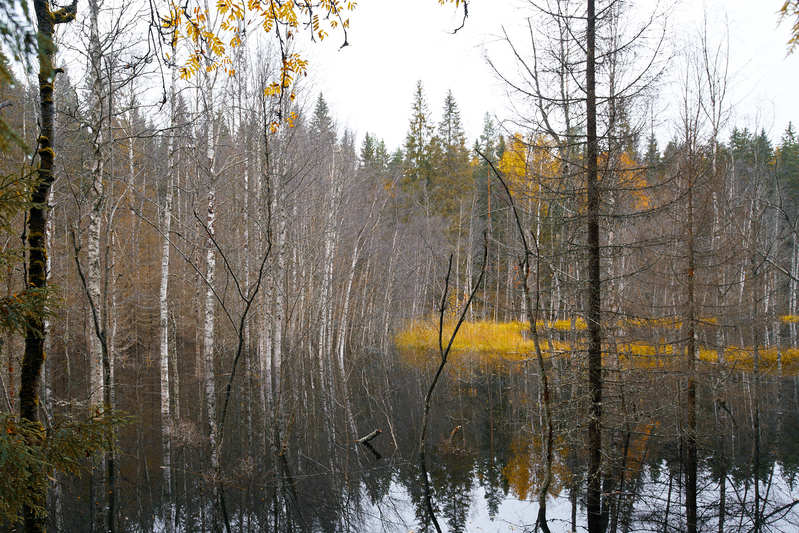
[781,1,799,53]
[264,53,308,95]
[160,2,239,79]
[164,0,357,89]
[268,111,298,134]
[163,0,467,127]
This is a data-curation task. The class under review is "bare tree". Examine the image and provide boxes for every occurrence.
[419,244,486,533]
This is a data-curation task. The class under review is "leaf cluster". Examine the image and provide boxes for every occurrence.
[159,0,466,129]
[781,1,799,53]
[0,287,51,338]
[161,0,352,83]
[0,412,130,525]
[0,0,36,73]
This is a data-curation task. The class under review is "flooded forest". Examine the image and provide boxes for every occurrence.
[2,0,799,532]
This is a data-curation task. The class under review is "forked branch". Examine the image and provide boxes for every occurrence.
[418,238,487,533]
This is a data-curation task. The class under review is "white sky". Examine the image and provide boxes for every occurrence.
[14,0,796,150]
[302,0,799,151]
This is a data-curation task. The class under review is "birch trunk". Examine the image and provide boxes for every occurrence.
[201,72,221,527]
[255,145,271,413]
[381,226,399,351]
[336,237,360,442]
[272,185,285,404]
[466,192,475,320]
[337,239,360,374]
[159,69,177,533]
[318,151,338,434]
[203,183,220,523]
[87,0,104,414]
[44,188,63,533]
[86,2,107,529]
[684,145,698,533]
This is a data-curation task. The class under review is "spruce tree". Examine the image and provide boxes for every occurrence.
[434,90,472,225]
[778,123,799,215]
[402,81,435,200]
[312,93,336,147]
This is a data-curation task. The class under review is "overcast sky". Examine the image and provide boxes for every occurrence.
[302,0,799,151]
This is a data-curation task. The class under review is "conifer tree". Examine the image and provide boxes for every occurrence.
[360,132,376,167]
[312,93,336,147]
[375,139,390,171]
[402,81,435,203]
[778,124,799,212]
[434,91,472,222]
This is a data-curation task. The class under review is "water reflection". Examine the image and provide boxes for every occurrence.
[49,350,799,532]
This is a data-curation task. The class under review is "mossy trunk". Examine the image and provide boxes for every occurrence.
[20,1,76,532]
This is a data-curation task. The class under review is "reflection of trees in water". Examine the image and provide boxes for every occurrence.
[52,352,799,531]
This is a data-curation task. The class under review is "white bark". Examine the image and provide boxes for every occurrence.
[318,152,338,384]
[86,3,109,530]
[87,0,105,412]
[256,139,273,409]
[466,192,475,320]
[201,71,220,516]
[318,147,341,454]
[336,239,359,377]
[381,226,399,351]
[268,147,285,404]
[203,184,219,473]
[159,69,176,533]
[44,188,63,533]
[272,201,285,402]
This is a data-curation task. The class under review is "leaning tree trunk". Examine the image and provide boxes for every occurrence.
[86,0,105,415]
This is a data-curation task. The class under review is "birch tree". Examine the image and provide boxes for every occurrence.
[200,70,221,530]
[158,63,177,533]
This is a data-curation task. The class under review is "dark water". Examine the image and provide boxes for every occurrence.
[51,350,799,532]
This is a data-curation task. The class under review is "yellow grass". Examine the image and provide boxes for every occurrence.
[395,318,799,375]
[394,318,574,361]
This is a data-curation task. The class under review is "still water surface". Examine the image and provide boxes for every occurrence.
[55,350,799,532]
